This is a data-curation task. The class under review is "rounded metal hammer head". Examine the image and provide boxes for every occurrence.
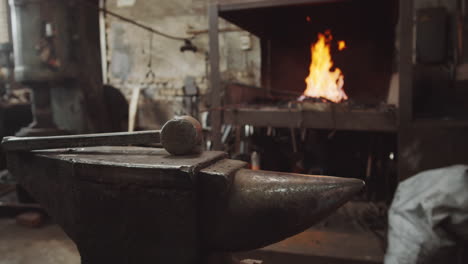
[161,116,203,155]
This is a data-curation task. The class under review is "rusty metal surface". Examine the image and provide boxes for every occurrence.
[202,169,364,251]
[200,159,248,182]
[33,146,225,170]
[200,158,248,192]
[31,146,227,187]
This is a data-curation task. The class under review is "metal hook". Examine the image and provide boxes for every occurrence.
[143,33,156,85]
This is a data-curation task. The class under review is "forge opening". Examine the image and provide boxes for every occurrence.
[222,0,399,106]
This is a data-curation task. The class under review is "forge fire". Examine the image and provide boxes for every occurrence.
[302,30,348,103]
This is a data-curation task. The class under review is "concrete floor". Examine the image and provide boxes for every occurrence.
[0,201,385,264]
[0,218,80,264]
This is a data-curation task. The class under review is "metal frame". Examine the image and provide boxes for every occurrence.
[224,108,397,132]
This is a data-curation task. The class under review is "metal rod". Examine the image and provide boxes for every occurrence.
[2,130,160,151]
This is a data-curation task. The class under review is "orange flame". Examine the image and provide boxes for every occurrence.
[303,31,348,103]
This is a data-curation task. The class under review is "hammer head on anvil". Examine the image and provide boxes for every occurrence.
[160,115,203,155]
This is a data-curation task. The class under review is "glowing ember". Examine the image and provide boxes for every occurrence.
[338,40,346,51]
[303,30,348,103]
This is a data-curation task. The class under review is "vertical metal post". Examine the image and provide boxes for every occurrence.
[398,0,414,181]
[209,3,223,150]
[398,0,414,127]
[99,0,108,84]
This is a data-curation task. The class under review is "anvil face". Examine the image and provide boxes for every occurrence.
[6,146,364,264]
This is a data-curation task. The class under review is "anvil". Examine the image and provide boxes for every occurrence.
[5,141,363,264]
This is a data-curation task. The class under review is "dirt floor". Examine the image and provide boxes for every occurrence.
[0,218,79,264]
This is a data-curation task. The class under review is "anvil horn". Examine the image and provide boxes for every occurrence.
[202,169,365,251]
